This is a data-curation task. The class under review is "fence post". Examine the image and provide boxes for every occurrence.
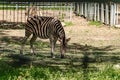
[110,3,114,26]
[92,3,94,20]
[101,3,104,23]
[88,3,94,20]
[116,3,118,25]
[85,2,87,17]
[74,2,77,14]
[77,3,79,15]
[80,2,84,16]
[113,3,116,25]
[97,3,100,21]
[16,3,19,10]
[105,3,109,24]
[94,3,97,21]
[114,3,118,25]
[87,3,90,20]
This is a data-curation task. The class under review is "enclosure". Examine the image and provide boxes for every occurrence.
[0,1,73,29]
[74,2,120,26]
[0,0,120,80]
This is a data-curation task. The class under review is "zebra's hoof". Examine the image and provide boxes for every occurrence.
[32,53,37,55]
[20,50,23,55]
[51,53,55,58]
[61,54,64,59]
[51,55,55,58]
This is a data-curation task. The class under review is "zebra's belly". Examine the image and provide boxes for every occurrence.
[38,36,49,39]
[37,34,49,39]
[32,29,49,39]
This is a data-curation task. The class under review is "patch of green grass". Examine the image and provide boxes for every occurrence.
[0,60,82,80]
[0,36,11,43]
[0,36,21,45]
[64,21,74,27]
[89,21,102,27]
[88,65,120,80]
[0,36,49,48]
[0,60,120,80]
[34,41,49,49]
[0,7,25,10]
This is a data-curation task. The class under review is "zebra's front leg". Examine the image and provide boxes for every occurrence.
[30,34,37,55]
[60,40,65,58]
[50,38,57,58]
[50,41,55,58]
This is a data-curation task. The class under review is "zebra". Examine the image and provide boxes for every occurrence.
[20,6,70,58]
[25,6,42,17]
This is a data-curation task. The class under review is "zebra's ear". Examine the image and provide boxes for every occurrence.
[66,38,71,42]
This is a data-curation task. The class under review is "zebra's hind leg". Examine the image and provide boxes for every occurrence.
[20,30,31,54]
[30,34,37,55]
[20,36,30,54]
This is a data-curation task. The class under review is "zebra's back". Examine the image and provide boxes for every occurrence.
[25,16,65,39]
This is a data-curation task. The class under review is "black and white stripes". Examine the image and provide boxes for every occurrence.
[20,16,70,58]
[26,16,65,39]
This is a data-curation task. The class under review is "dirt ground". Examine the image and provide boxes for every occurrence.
[1,16,120,53]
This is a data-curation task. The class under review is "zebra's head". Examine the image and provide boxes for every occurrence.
[25,6,42,17]
[59,37,71,58]
[25,6,37,17]
[65,38,71,50]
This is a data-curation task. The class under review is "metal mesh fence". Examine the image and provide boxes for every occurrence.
[0,1,73,23]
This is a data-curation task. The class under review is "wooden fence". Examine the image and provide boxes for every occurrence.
[74,2,119,26]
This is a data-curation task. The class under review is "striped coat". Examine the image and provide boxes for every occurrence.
[26,16,65,39]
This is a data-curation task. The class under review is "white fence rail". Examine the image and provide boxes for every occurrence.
[74,2,119,26]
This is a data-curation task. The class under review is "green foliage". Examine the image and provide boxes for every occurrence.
[0,36,10,43]
[89,21,102,27]
[88,65,120,80]
[0,60,82,80]
[0,36,21,45]
[0,7,25,10]
[0,57,120,80]
[64,21,73,27]
[34,41,49,49]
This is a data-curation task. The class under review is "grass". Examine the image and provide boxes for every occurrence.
[0,31,120,80]
[64,21,74,27]
[0,3,71,10]
[0,7,25,10]
[0,62,81,80]
[89,21,102,27]
[0,7,69,10]
[0,58,120,80]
